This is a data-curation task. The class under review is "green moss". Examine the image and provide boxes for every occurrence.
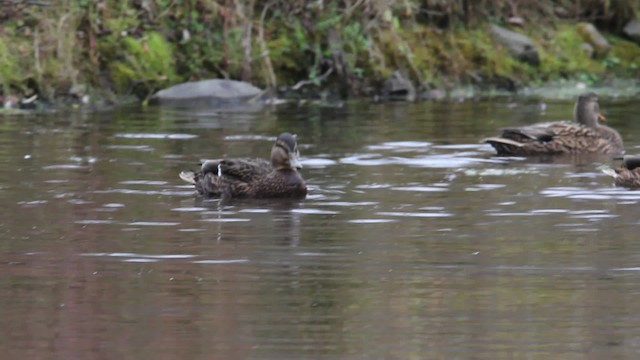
[0,36,25,95]
[607,37,640,74]
[109,32,179,95]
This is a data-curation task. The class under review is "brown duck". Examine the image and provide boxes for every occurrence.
[484,92,623,156]
[602,156,640,188]
[179,132,307,199]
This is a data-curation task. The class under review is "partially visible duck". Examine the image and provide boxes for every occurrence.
[484,92,623,156]
[602,156,640,188]
[179,132,307,199]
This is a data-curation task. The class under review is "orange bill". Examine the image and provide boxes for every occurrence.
[597,113,606,122]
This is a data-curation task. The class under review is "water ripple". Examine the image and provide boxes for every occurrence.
[366,141,432,151]
[291,209,340,215]
[193,259,249,264]
[128,221,180,226]
[81,253,197,259]
[376,211,452,218]
[114,133,197,139]
[391,186,448,192]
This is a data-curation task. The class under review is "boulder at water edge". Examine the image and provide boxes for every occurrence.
[152,79,263,105]
[489,24,540,65]
[577,23,610,57]
[623,20,640,44]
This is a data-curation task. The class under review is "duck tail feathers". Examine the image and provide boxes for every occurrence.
[179,170,197,184]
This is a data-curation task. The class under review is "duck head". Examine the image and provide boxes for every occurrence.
[573,92,606,128]
[271,132,303,170]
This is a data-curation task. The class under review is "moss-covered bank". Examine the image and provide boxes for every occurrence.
[0,0,639,106]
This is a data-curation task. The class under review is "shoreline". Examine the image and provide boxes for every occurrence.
[0,2,639,110]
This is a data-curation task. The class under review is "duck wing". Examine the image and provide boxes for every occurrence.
[501,121,572,143]
[202,158,272,183]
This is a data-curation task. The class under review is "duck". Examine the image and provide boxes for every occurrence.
[179,132,307,199]
[602,156,640,188]
[484,92,623,157]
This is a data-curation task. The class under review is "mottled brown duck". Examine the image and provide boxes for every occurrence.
[602,156,640,188]
[179,132,307,199]
[484,92,623,156]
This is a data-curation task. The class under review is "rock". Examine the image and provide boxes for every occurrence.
[507,17,525,27]
[576,23,610,57]
[69,84,87,97]
[489,24,540,65]
[581,43,595,58]
[382,70,415,101]
[152,79,264,105]
[623,19,640,44]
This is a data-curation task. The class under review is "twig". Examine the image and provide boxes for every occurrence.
[291,67,333,90]
[258,1,276,89]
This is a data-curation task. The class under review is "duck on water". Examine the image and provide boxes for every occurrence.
[484,92,623,157]
[179,132,307,199]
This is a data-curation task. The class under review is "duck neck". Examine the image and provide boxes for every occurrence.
[574,102,598,128]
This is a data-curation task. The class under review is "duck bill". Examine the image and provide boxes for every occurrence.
[289,154,303,169]
[597,113,606,122]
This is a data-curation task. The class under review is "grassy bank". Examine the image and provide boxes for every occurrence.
[0,0,639,104]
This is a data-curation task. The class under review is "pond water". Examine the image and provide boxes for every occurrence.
[2,96,640,359]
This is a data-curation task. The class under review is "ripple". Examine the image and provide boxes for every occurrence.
[340,154,392,166]
[487,212,541,216]
[356,184,392,189]
[81,253,197,259]
[311,201,378,206]
[18,200,48,206]
[104,203,125,208]
[529,209,569,214]
[114,133,197,139]
[75,220,116,225]
[432,144,486,150]
[302,158,337,167]
[366,141,432,150]
[391,186,448,192]
[128,221,180,226]
[291,209,340,215]
[465,184,506,191]
[119,180,168,185]
[172,207,208,212]
[376,211,452,218]
[106,145,155,151]
[348,219,398,223]
[223,134,274,141]
[193,259,249,264]
[95,189,191,196]
[43,164,85,170]
[200,218,251,222]
[463,168,537,176]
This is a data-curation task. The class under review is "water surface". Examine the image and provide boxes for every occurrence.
[2,97,640,359]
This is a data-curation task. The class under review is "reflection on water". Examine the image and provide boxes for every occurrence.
[2,99,640,359]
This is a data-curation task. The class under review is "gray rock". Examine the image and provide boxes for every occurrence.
[383,70,415,101]
[489,24,540,65]
[581,43,595,58]
[623,19,640,44]
[153,79,263,103]
[577,23,610,56]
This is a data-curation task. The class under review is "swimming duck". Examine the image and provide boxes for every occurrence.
[179,132,307,199]
[484,92,623,156]
[602,156,640,188]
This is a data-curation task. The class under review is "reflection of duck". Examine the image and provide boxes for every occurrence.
[602,156,640,188]
[484,92,623,156]
[179,132,307,199]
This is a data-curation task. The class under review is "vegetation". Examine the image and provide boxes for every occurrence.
[0,0,639,103]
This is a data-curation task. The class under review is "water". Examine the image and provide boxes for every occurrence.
[2,97,640,359]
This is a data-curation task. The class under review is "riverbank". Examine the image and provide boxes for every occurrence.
[1,1,639,109]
